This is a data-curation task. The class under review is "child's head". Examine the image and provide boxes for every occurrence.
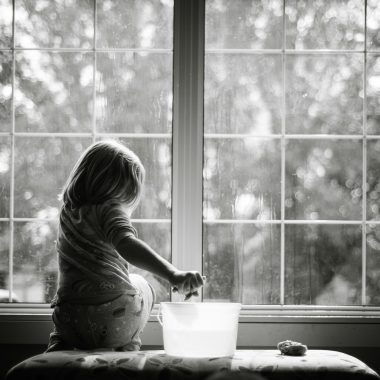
[61,140,145,209]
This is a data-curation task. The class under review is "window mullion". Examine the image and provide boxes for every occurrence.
[8,0,16,303]
[92,0,97,145]
[280,0,286,306]
[172,0,205,301]
[362,0,368,306]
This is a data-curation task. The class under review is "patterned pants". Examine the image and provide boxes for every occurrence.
[46,274,155,351]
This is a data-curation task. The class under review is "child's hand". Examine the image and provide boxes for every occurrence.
[170,271,205,300]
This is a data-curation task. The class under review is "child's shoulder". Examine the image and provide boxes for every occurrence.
[92,200,128,219]
[61,200,126,222]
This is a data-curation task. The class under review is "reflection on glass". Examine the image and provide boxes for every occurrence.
[117,138,172,220]
[204,138,281,220]
[367,55,380,134]
[13,221,58,303]
[15,0,94,48]
[15,51,93,133]
[285,224,361,305]
[286,0,364,50]
[367,0,380,50]
[203,223,281,304]
[286,55,363,134]
[130,222,171,303]
[367,140,380,221]
[206,0,282,49]
[205,54,281,135]
[0,137,10,217]
[285,140,362,220]
[366,225,380,305]
[0,51,12,132]
[96,0,173,49]
[14,137,91,218]
[0,223,10,302]
[0,0,12,48]
[96,52,172,133]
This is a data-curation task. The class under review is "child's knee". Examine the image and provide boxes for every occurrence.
[129,274,155,310]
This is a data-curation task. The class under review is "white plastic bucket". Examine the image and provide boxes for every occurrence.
[158,302,241,358]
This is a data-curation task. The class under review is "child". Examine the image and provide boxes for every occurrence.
[46,140,204,352]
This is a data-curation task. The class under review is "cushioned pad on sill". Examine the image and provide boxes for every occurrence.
[6,349,380,380]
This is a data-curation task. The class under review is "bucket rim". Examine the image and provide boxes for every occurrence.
[160,302,242,307]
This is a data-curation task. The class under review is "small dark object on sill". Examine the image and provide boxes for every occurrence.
[277,340,308,356]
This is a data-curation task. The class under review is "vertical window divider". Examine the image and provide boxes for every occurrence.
[92,0,97,144]
[280,0,286,306]
[8,0,16,303]
[362,0,368,306]
[172,0,205,301]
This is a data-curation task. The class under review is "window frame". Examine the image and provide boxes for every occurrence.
[1,0,380,327]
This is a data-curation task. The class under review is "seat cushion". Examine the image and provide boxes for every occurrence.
[6,349,380,380]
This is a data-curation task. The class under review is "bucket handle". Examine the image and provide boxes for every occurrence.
[156,304,163,326]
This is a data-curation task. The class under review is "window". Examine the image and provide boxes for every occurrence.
[1,0,380,311]
[203,0,380,307]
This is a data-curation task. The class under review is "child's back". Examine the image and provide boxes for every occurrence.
[56,201,139,305]
[47,140,204,352]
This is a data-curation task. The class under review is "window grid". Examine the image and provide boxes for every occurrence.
[2,0,173,303]
[203,0,378,306]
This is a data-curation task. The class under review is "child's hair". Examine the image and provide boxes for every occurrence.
[60,140,145,209]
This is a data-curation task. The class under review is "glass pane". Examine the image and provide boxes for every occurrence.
[367,225,380,305]
[367,0,380,50]
[367,55,380,135]
[285,0,364,50]
[0,136,10,217]
[0,222,10,302]
[96,52,172,133]
[285,140,362,220]
[117,138,171,220]
[286,54,363,134]
[367,140,380,221]
[204,54,282,135]
[0,50,12,132]
[14,137,91,218]
[130,222,171,303]
[15,51,93,133]
[96,0,173,49]
[206,0,282,50]
[13,221,58,303]
[203,223,281,304]
[15,0,94,48]
[285,224,362,305]
[0,0,12,48]
[204,138,281,220]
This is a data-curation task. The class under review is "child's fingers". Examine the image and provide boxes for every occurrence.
[183,277,192,295]
[195,272,204,287]
[172,272,206,297]
[190,276,200,292]
[176,277,191,295]
[184,290,199,301]
[184,293,192,301]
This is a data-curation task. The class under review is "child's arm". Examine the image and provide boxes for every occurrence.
[116,236,204,297]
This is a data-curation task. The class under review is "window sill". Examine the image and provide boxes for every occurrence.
[2,303,380,318]
[1,304,380,347]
